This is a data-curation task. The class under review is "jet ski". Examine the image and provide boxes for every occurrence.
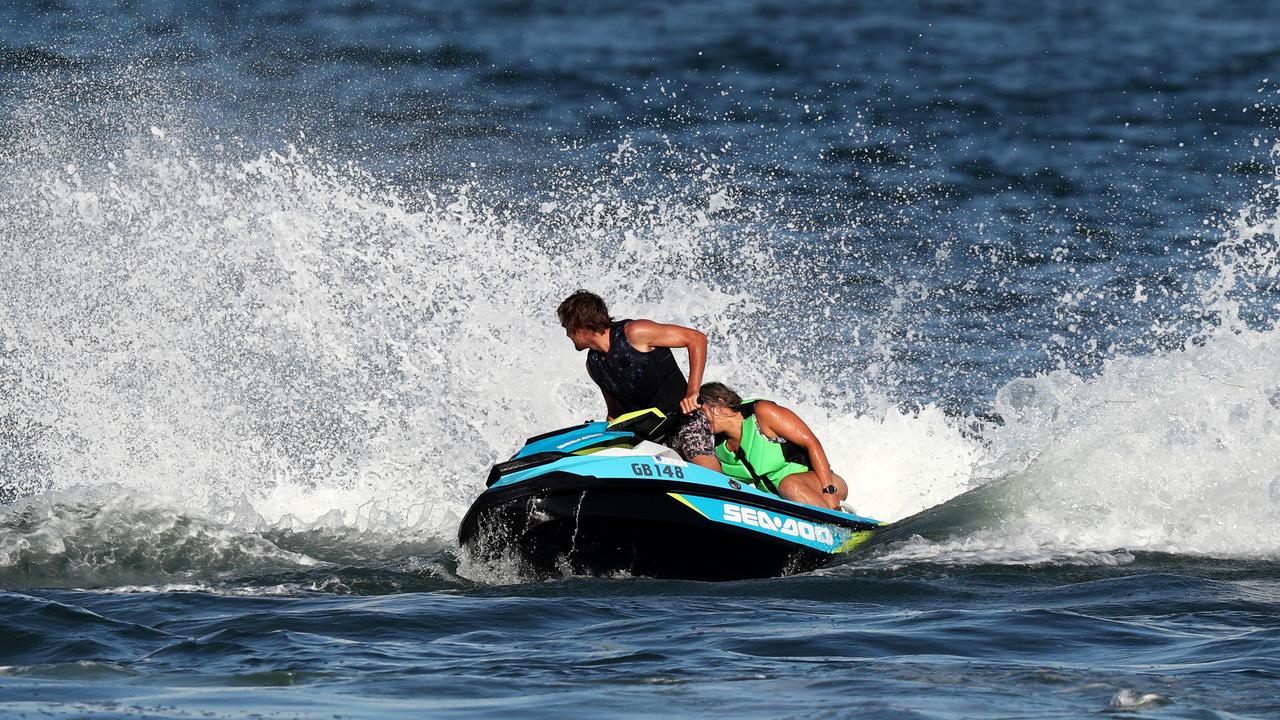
[458,408,883,581]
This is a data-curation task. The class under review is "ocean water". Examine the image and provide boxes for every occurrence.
[3,0,1280,717]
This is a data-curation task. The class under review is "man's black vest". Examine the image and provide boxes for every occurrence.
[586,320,687,415]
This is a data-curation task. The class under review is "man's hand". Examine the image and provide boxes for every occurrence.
[680,393,700,414]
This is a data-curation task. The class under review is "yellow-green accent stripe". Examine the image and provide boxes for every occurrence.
[667,493,709,519]
[835,530,875,554]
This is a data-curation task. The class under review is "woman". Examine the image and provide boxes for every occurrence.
[698,382,849,511]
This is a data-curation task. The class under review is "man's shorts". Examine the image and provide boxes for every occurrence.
[667,409,715,461]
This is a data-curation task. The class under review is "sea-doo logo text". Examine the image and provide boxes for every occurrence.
[722,504,834,544]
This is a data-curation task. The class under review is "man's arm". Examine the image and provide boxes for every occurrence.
[624,319,708,414]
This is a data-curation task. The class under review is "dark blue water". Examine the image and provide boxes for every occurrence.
[5,562,1280,718]
[3,1,1280,717]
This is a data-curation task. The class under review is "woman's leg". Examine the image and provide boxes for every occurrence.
[777,472,838,510]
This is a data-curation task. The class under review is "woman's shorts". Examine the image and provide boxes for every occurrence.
[667,409,715,461]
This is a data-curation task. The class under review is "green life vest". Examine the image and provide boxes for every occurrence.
[713,400,811,495]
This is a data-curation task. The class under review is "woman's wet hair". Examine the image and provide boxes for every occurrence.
[697,381,742,409]
[556,289,613,333]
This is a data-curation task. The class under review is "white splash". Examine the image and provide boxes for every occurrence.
[874,182,1280,565]
[5,85,1280,586]
[1,108,970,560]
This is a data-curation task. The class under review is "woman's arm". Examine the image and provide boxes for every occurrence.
[755,402,836,488]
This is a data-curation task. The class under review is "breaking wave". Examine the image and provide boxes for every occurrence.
[870,164,1280,565]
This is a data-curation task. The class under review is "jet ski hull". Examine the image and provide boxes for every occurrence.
[458,416,882,581]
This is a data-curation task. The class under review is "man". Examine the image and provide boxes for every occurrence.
[557,290,721,471]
